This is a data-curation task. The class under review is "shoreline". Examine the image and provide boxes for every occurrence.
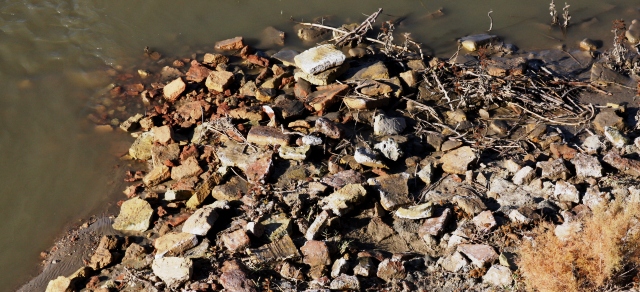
[26,12,640,292]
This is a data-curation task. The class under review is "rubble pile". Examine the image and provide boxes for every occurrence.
[44,11,640,292]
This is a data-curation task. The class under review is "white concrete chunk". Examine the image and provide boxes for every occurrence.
[294,44,346,75]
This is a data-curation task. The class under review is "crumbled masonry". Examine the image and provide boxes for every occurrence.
[35,10,640,292]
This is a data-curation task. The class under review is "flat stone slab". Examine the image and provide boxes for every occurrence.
[294,44,346,75]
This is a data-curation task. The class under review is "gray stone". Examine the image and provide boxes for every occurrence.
[570,153,603,178]
[152,257,193,288]
[439,251,469,272]
[583,186,610,209]
[417,163,434,185]
[374,138,403,161]
[302,135,323,146]
[591,62,631,85]
[112,197,153,232]
[182,204,219,236]
[483,265,513,287]
[537,159,570,181]
[489,178,534,208]
[373,114,406,136]
[583,135,603,154]
[354,146,387,168]
[294,44,346,75]
[272,49,299,66]
[512,166,535,185]
[554,181,580,203]
[508,209,532,224]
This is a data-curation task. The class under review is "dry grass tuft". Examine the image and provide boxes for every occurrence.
[519,201,640,291]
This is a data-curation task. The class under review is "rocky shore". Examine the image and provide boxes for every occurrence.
[24,10,640,292]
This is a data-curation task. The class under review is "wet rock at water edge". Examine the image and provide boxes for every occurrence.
[163,77,186,102]
[112,197,154,232]
[215,36,244,50]
[294,44,346,75]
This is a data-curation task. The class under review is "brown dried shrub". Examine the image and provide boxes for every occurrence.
[519,201,640,291]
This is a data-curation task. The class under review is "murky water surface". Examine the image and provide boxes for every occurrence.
[1,0,638,289]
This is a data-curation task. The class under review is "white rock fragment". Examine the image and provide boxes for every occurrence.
[278,145,310,161]
[374,138,403,161]
[483,265,513,287]
[306,210,330,240]
[583,135,603,154]
[302,135,323,146]
[182,204,219,236]
[554,181,580,203]
[373,114,406,136]
[294,44,346,75]
[570,153,603,178]
[331,258,349,278]
[417,163,434,185]
[582,186,610,209]
[439,251,469,272]
[354,147,387,168]
[512,166,535,185]
[395,202,434,219]
[509,209,532,224]
[152,257,193,288]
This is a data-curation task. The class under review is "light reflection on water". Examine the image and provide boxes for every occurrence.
[0,0,637,289]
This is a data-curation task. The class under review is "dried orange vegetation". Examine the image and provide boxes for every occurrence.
[519,202,640,292]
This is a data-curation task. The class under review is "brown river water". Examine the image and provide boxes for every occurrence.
[1,0,638,289]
